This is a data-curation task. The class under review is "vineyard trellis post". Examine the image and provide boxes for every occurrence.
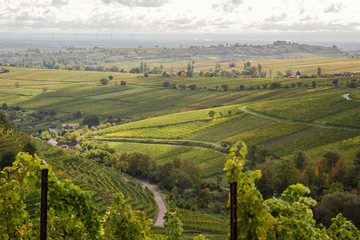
[41,169,48,240]
[230,181,237,240]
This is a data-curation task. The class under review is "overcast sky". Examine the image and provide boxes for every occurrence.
[1,0,359,35]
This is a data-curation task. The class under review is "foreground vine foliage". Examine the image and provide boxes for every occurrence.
[0,153,207,240]
[2,148,359,239]
[224,141,360,240]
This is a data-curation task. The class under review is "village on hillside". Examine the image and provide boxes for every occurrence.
[46,123,82,149]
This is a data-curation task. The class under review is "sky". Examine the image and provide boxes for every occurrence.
[1,0,360,35]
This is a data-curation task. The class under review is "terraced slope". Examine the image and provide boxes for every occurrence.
[0,127,28,154]
[36,143,158,220]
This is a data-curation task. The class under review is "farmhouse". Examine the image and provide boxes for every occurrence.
[238,75,259,78]
[47,138,58,146]
[49,125,62,134]
[62,123,81,130]
[287,74,299,79]
[57,141,69,149]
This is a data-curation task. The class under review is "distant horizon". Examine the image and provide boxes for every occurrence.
[1,0,360,46]
[1,32,360,50]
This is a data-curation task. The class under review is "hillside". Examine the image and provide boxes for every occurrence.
[1,57,360,238]
[0,115,159,221]
[0,41,348,71]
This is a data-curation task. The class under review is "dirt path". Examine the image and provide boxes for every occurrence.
[136,179,167,227]
[240,106,360,130]
[343,93,351,100]
[98,138,229,154]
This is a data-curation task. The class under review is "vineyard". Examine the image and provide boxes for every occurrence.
[1,57,360,238]
[0,127,29,155]
[36,142,159,220]
[249,88,360,125]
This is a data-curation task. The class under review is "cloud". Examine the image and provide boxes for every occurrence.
[101,0,166,7]
[212,0,244,13]
[324,4,342,13]
[265,13,287,23]
[231,0,243,4]
[51,0,69,7]
[258,22,360,32]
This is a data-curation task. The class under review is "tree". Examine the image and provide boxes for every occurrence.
[293,151,308,170]
[354,150,360,170]
[312,81,316,88]
[140,62,144,73]
[49,109,56,116]
[126,152,155,178]
[163,81,170,88]
[22,141,37,155]
[186,63,194,77]
[332,79,339,87]
[42,87,48,92]
[317,66,322,77]
[257,63,262,76]
[221,84,228,91]
[323,150,340,172]
[314,192,360,229]
[0,151,16,170]
[83,115,100,127]
[130,67,140,73]
[73,111,83,118]
[208,110,215,119]
[188,84,197,90]
[268,69,273,78]
[349,82,357,88]
[229,63,236,68]
[41,130,50,139]
[50,130,58,139]
[8,112,16,121]
[108,75,113,80]
[2,103,8,110]
[110,66,119,72]
[273,158,299,194]
[196,188,212,208]
[100,78,109,85]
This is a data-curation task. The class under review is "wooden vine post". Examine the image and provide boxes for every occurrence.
[230,181,237,240]
[41,169,49,240]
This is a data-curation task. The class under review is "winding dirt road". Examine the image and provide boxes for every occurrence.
[343,93,351,100]
[136,179,167,227]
